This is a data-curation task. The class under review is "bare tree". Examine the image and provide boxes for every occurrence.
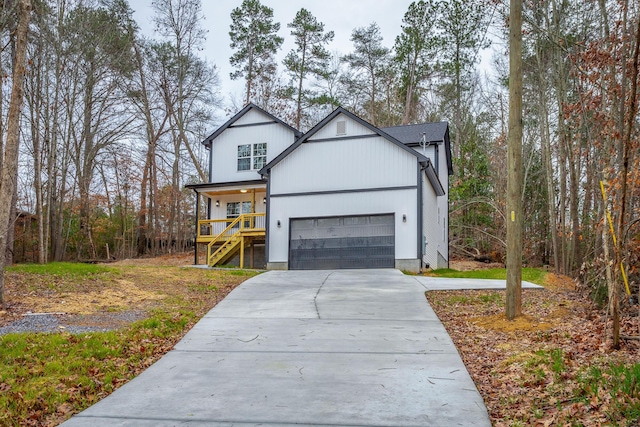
[151,0,219,253]
[0,0,31,304]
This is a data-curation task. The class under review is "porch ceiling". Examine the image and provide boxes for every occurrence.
[202,187,266,198]
[187,180,266,198]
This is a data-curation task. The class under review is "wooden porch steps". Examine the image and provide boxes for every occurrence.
[204,213,266,268]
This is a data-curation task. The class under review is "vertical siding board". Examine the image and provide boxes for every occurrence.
[438,153,449,266]
[234,109,271,126]
[422,175,439,269]
[410,145,435,165]
[270,136,417,194]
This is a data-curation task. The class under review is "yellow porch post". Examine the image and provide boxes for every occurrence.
[250,189,255,267]
[240,235,245,268]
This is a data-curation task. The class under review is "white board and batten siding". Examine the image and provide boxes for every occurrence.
[436,147,449,266]
[310,114,372,140]
[210,110,296,184]
[270,116,417,195]
[268,113,421,267]
[411,143,449,268]
[412,144,436,166]
[421,172,448,269]
[422,177,439,269]
[233,109,271,126]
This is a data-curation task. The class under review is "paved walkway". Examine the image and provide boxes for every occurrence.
[62,270,539,426]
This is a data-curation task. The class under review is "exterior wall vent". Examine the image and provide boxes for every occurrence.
[336,120,346,136]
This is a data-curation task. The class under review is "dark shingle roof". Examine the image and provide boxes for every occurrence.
[380,122,448,145]
[381,122,453,176]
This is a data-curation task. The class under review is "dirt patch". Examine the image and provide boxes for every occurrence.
[19,280,165,315]
[0,253,254,331]
[543,272,577,291]
[466,273,576,333]
[449,258,504,271]
[112,253,194,267]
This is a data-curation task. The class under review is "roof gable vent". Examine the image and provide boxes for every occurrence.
[336,120,346,136]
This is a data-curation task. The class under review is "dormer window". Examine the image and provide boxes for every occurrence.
[238,143,267,171]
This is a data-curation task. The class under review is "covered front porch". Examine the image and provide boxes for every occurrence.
[187,180,267,268]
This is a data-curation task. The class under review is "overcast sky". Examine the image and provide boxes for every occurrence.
[128,0,417,117]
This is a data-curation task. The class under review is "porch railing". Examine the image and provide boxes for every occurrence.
[197,213,266,242]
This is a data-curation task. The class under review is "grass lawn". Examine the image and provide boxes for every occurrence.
[430,266,547,285]
[0,258,258,426]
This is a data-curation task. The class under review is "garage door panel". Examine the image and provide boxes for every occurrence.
[289,215,394,270]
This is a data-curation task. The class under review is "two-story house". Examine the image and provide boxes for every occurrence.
[186,103,452,273]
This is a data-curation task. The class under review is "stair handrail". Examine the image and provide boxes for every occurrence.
[207,215,243,258]
[207,229,242,266]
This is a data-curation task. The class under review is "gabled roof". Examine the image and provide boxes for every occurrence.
[381,122,453,176]
[260,107,430,174]
[259,106,445,196]
[201,103,301,146]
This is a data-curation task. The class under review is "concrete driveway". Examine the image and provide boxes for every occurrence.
[62,269,496,426]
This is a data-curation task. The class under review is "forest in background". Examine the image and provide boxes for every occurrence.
[0,0,639,305]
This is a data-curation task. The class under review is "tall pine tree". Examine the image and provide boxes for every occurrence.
[342,23,390,126]
[283,8,334,129]
[229,0,283,105]
[394,0,440,125]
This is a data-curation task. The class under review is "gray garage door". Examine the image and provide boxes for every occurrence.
[289,214,395,270]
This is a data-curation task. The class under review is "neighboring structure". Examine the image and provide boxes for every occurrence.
[187,104,452,272]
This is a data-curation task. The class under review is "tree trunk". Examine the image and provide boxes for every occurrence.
[138,153,150,256]
[34,104,45,265]
[0,0,31,304]
[612,15,640,349]
[506,0,523,320]
[5,178,18,266]
[245,50,254,105]
[402,53,417,125]
[540,100,559,272]
[295,46,307,129]
[568,144,581,274]
[558,115,568,274]
[535,40,560,271]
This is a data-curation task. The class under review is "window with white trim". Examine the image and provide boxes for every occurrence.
[253,143,267,170]
[226,201,252,218]
[237,143,267,171]
[237,144,251,171]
